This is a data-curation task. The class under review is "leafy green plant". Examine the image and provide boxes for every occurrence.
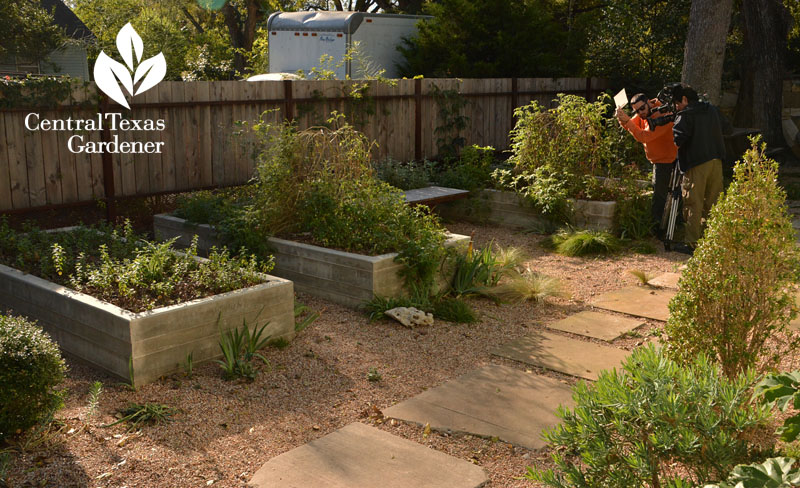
[215,318,271,381]
[432,297,476,323]
[103,402,178,432]
[487,270,567,304]
[706,457,800,488]
[527,345,771,488]
[615,191,654,240]
[86,381,103,419]
[450,240,519,297]
[754,371,800,443]
[545,228,622,257]
[183,352,194,378]
[434,145,497,193]
[373,157,434,190]
[294,302,320,334]
[0,314,66,442]
[367,367,382,382]
[430,83,469,160]
[363,295,421,321]
[666,139,800,377]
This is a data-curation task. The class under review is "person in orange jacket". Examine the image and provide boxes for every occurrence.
[614,93,679,238]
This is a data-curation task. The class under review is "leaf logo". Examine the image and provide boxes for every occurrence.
[93,23,166,109]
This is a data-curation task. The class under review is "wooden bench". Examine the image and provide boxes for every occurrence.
[402,186,470,207]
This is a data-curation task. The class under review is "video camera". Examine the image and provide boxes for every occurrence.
[647,82,682,130]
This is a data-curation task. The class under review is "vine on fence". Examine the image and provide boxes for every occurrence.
[430,83,469,160]
[0,75,93,109]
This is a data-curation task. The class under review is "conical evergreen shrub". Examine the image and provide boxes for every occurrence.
[666,138,800,377]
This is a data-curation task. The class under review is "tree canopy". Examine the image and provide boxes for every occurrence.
[0,0,66,63]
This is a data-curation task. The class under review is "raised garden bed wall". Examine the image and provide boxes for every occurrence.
[0,258,294,386]
[437,189,616,231]
[153,214,470,308]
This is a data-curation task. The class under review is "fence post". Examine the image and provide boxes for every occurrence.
[585,77,593,100]
[414,78,422,161]
[99,95,116,222]
[283,79,294,122]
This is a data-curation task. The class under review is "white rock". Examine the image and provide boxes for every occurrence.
[385,307,434,328]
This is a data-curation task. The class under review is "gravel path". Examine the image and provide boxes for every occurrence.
[6,223,692,487]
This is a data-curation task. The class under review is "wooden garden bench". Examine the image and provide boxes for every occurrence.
[402,186,470,207]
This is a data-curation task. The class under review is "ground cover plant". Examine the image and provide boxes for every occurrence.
[666,139,800,377]
[0,219,271,312]
[0,314,66,442]
[527,345,772,488]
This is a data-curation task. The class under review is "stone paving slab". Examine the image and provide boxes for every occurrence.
[591,286,676,322]
[546,311,644,341]
[383,365,573,450]
[491,330,630,381]
[249,422,488,488]
[649,272,681,289]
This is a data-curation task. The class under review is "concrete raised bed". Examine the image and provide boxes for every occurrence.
[0,255,294,386]
[154,214,470,308]
[437,189,616,231]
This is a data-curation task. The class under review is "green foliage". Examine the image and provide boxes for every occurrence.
[103,402,178,432]
[584,0,691,92]
[363,295,420,322]
[545,229,622,257]
[628,269,656,286]
[0,76,89,109]
[450,240,518,297]
[0,0,66,62]
[0,219,271,313]
[294,302,319,334]
[754,371,800,443]
[367,367,382,382]
[398,0,584,78]
[430,84,469,160]
[665,139,800,378]
[706,457,800,488]
[500,94,647,222]
[486,270,567,304]
[373,158,434,190]
[215,319,271,381]
[615,191,654,240]
[434,145,497,193]
[183,352,194,378]
[86,381,103,419]
[432,297,476,323]
[0,314,66,442]
[528,345,771,488]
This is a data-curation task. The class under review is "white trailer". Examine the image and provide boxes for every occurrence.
[266,11,429,79]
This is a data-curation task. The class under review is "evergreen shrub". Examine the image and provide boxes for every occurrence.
[666,139,800,377]
[527,345,771,488]
[0,314,66,441]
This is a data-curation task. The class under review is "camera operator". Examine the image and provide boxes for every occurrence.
[670,83,730,254]
[615,93,678,238]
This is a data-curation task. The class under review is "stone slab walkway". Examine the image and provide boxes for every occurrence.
[383,365,573,450]
[249,422,488,488]
[491,330,630,381]
[649,272,681,289]
[545,310,644,341]
[591,286,676,322]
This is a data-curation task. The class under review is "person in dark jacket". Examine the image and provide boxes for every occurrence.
[671,83,729,254]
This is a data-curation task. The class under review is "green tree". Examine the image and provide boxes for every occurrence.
[0,0,66,63]
[398,0,585,78]
[583,0,691,94]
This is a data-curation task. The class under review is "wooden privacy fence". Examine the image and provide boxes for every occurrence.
[0,77,608,213]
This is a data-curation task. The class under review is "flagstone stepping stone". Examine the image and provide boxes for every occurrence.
[491,330,630,381]
[591,286,676,322]
[546,310,644,341]
[649,272,681,289]
[249,422,488,488]
[383,365,573,450]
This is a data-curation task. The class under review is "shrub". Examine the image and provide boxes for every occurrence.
[665,139,800,377]
[615,191,653,240]
[706,457,800,488]
[0,314,66,441]
[373,157,434,190]
[527,345,771,488]
[434,145,497,193]
[545,228,621,257]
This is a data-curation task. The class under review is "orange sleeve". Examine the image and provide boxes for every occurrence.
[623,117,673,143]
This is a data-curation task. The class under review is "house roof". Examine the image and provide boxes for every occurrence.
[41,0,96,41]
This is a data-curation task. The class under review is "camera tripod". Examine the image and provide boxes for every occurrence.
[660,162,683,251]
